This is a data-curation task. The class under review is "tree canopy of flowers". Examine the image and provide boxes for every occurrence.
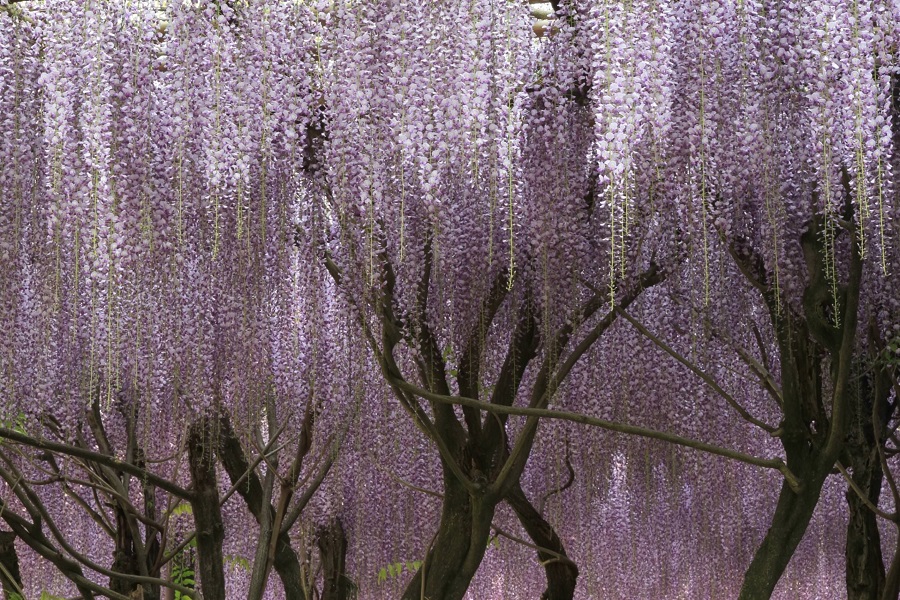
[1,0,899,599]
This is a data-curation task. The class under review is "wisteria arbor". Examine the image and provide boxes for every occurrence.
[1,0,900,599]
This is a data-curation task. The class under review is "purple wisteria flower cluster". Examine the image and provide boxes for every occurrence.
[0,0,899,599]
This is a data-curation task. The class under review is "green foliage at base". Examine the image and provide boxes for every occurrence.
[171,545,196,600]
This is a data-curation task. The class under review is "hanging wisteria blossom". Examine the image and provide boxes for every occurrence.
[0,0,899,599]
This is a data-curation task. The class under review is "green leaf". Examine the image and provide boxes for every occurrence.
[406,560,423,572]
[171,544,196,600]
[479,383,495,395]
[226,554,251,571]
[376,558,424,582]
[173,565,196,600]
[1,413,27,444]
[880,337,900,368]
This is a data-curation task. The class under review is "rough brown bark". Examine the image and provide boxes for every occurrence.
[109,503,142,598]
[845,454,885,600]
[883,532,900,600]
[400,475,496,600]
[733,207,863,599]
[317,517,355,600]
[736,319,836,600]
[506,485,578,600]
[187,418,226,600]
[0,531,22,600]
[136,447,162,600]
[844,368,888,600]
[738,477,828,600]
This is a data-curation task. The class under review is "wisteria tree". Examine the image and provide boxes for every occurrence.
[0,1,359,599]
[304,0,900,598]
[2,0,900,600]
[544,1,900,598]
[641,1,900,597]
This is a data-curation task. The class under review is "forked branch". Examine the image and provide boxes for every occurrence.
[385,374,801,492]
[616,308,777,433]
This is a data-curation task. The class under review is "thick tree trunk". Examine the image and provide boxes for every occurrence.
[0,531,22,600]
[318,517,355,600]
[401,479,496,600]
[845,456,885,600]
[109,504,142,598]
[247,466,276,600]
[738,478,826,600]
[187,419,226,600]
[506,485,578,600]
[269,538,308,600]
[844,374,886,600]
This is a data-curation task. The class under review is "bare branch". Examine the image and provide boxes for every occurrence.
[538,439,575,517]
[280,411,352,535]
[835,460,896,522]
[0,459,197,598]
[492,264,664,497]
[323,253,476,492]
[0,427,192,499]
[729,337,784,408]
[0,506,113,600]
[385,374,801,492]
[489,525,576,567]
[616,308,777,433]
[374,462,443,499]
[822,215,864,464]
